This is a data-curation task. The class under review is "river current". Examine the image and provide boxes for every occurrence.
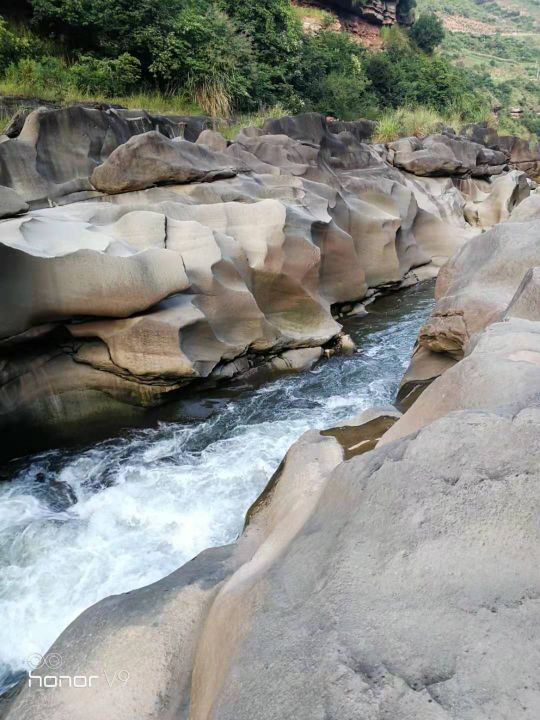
[0,281,435,692]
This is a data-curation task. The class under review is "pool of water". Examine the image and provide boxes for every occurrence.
[0,281,434,693]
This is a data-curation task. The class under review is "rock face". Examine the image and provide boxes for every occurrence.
[395,214,540,406]
[318,0,414,25]
[0,108,481,451]
[417,218,540,358]
[0,186,28,218]
[461,122,540,181]
[8,392,540,719]
[4,112,540,718]
[387,134,508,177]
[0,105,205,205]
[463,169,530,228]
[384,316,540,443]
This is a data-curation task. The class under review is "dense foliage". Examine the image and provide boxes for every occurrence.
[0,0,493,123]
[409,13,445,54]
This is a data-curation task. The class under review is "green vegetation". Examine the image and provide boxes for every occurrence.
[0,0,507,137]
[438,29,540,139]
[417,0,540,32]
[414,0,540,139]
[410,13,445,53]
[373,106,464,142]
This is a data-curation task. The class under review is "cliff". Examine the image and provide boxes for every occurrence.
[311,0,415,25]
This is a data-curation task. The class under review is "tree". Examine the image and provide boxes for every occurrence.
[294,30,376,118]
[149,5,254,113]
[409,13,444,54]
[217,0,302,106]
[29,0,182,62]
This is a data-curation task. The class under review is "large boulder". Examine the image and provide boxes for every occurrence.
[91,132,240,194]
[388,134,508,177]
[383,316,540,443]
[0,105,187,205]
[417,219,540,357]
[262,112,375,144]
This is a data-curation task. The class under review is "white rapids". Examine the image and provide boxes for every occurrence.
[0,282,434,692]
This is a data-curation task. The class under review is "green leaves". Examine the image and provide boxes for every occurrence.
[409,13,445,54]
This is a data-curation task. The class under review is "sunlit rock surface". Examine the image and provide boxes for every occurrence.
[0,108,482,442]
[3,109,540,720]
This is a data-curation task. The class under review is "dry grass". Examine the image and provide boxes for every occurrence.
[0,80,202,117]
[219,104,291,140]
[373,105,493,143]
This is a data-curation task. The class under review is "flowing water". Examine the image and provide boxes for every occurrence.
[0,281,434,693]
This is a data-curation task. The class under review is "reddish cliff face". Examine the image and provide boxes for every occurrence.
[308,0,414,25]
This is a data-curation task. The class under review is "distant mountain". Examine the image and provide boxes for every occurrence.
[416,0,539,120]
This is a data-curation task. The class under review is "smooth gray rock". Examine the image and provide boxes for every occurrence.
[0,185,28,218]
[505,267,540,321]
[14,403,540,719]
[418,218,540,356]
[0,105,186,204]
[389,133,508,178]
[91,131,240,193]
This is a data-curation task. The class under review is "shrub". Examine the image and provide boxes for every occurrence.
[71,53,141,96]
[29,0,182,61]
[4,56,70,96]
[149,6,254,114]
[0,16,24,73]
[410,13,445,54]
[292,30,377,118]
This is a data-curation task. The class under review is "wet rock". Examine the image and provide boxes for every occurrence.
[321,409,399,459]
[396,344,456,410]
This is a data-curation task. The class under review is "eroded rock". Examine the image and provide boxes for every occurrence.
[417,219,540,357]
[388,133,508,178]
[11,401,540,719]
[91,132,240,193]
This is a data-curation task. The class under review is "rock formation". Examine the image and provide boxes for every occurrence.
[316,0,415,26]
[8,300,540,718]
[3,106,540,720]
[1,108,498,452]
[396,206,540,406]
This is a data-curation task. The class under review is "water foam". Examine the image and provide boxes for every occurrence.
[0,282,434,690]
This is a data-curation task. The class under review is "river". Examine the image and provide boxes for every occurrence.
[0,280,435,693]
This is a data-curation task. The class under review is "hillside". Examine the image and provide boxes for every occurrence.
[416,0,540,133]
[0,0,537,140]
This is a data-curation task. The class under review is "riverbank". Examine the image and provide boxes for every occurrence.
[1,105,539,719]
[0,281,434,697]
